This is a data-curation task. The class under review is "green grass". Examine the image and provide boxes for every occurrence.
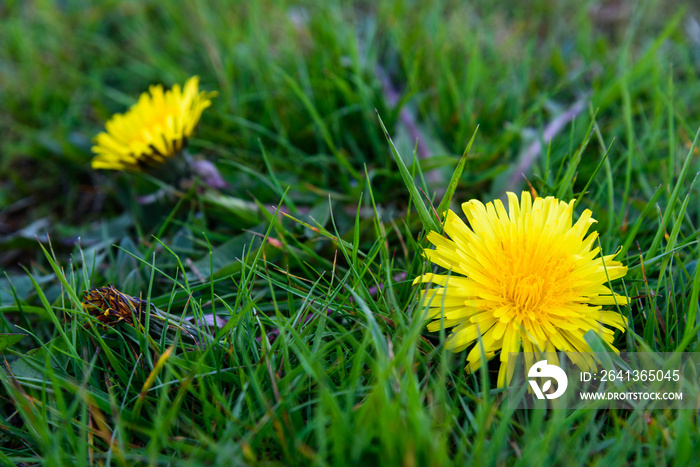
[2,0,700,465]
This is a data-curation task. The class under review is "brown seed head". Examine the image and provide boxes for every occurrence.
[82,284,147,327]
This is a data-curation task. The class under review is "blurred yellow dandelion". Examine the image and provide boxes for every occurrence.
[414,191,628,386]
[91,76,216,171]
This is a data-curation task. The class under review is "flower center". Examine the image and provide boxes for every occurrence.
[511,274,546,311]
[511,274,547,312]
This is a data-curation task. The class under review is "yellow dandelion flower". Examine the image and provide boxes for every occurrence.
[91,76,216,171]
[414,191,628,387]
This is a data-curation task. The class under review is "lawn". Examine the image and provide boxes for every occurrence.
[2,1,700,465]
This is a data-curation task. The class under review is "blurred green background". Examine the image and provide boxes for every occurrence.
[3,0,699,275]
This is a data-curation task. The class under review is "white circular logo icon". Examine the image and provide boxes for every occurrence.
[528,360,568,399]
